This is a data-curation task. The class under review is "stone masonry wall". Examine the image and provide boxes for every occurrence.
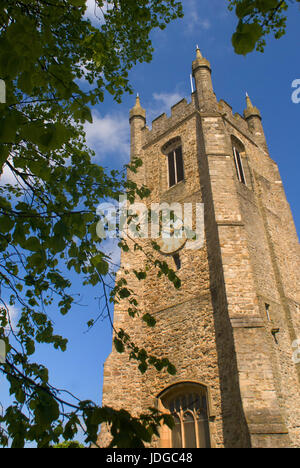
[99,81,300,448]
[221,116,300,447]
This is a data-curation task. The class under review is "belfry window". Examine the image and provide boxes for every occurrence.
[233,147,246,185]
[167,146,184,187]
[159,383,211,448]
[265,303,271,321]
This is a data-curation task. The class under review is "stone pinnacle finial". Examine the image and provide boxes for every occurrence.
[196,45,203,60]
[129,93,146,122]
[244,92,261,120]
[246,92,254,110]
[192,45,211,74]
[135,93,141,107]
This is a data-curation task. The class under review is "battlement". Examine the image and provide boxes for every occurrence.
[171,98,189,118]
[218,99,233,117]
[140,96,258,148]
[151,112,168,132]
[143,95,197,145]
[218,99,250,135]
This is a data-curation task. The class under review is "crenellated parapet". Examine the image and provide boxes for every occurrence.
[218,99,257,142]
[143,96,197,145]
[130,51,269,156]
[233,112,250,134]
[218,99,233,117]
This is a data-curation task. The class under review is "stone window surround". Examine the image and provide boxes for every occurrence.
[156,381,215,448]
[161,137,185,189]
[231,134,249,186]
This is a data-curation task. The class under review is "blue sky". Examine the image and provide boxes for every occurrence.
[1,0,299,445]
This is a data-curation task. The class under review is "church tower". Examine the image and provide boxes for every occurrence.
[99,48,300,448]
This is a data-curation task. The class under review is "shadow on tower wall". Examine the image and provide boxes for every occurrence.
[196,116,251,448]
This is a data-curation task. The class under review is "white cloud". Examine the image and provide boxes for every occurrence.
[182,0,211,35]
[84,111,130,162]
[2,305,20,333]
[153,92,183,111]
[85,0,107,25]
[0,157,28,187]
[146,91,184,123]
[101,238,121,273]
[0,164,17,186]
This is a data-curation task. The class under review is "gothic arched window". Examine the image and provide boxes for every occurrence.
[158,383,211,448]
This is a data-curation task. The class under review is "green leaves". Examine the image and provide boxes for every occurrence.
[2,406,29,448]
[119,288,131,299]
[0,215,14,234]
[74,106,93,124]
[114,329,177,377]
[0,0,184,450]
[229,0,290,54]
[69,0,86,7]
[19,122,72,151]
[0,114,18,143]
[25,237,41,252]
[235,0,256,18]
[232,22,263,55]
[256,0,279,13]
[90,254,109,275]
[53,440,84,448]
[29,391,60,430]
[134,270,147,281]
[114,337,125,354]
[142,313,156,328]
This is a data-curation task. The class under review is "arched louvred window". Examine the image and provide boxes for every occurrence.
[233,147,246,185]
[162,137,184,188]
[159,383,211,448]
[231,135,247,186]
[167,146,184,187]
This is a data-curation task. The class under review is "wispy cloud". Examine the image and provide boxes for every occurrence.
[85,0,107,25]
[182,0,211,35]
[1,305,20,334]
[84,111,130,162]
[148,91,184,123]
[153,92,183,111]
[101,238,121,273]
[0,164,17,186]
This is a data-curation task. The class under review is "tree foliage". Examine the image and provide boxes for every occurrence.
[52,440,85,448]
[229,0,298,54]
[0,0,183,448]
[2,0,295,449]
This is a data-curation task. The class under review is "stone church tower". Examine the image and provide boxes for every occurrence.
[99,48,300,448]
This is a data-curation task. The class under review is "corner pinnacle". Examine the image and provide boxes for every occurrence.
[244,92,261,120]
[246,92,254,109]
[196,45,203,60]
[129,93,146,122]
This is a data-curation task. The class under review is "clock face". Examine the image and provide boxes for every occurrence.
[156,228,187,254]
